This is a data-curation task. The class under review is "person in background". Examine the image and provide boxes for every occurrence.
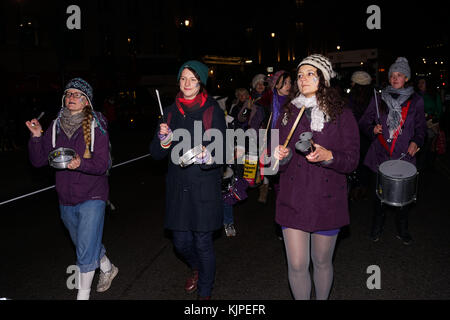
[250,73,268,99]
[228,88,250,122]
[347,71,373,201]
[416,77,443,171]
[359,57,427,245]
[257,70,292,208]
[26,78,118,300]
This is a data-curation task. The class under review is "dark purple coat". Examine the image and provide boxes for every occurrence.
[28,113,110,206]
[274,106,359,232]
[358,92,426,173]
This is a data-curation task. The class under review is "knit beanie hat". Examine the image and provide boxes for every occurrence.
[53,77,106,151]
[388,57,411,80]
[252,74,266,89]
[298,54,336,87]
[177,60,209,85]
[64,77,94,108]
[351,71,372,86]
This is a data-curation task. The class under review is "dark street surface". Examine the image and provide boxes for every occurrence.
[1,129,450,301]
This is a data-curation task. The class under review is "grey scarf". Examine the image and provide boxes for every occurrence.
[59,107,84,139]
[381,86,414,139]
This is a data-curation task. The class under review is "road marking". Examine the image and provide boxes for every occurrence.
[0,153,151,206]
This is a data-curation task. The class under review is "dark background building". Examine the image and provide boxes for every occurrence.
[0,0,448,127]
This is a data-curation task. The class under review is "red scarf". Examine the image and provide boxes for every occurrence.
[175,91,208,116]
[377,100,411,157]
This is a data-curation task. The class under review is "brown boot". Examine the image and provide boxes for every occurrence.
[184,270,199,294]
[258,183,269,203]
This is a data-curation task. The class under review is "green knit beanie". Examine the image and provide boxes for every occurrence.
[177,60,209,85]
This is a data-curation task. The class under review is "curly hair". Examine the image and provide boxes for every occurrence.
[282,68,345,122]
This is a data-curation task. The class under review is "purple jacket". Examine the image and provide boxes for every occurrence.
[359,92,426,173]
[28,113,110,206]
[275,106,359,232]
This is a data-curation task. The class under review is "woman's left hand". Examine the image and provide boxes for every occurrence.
[67,154,81,170]
[195,146,211,164]
[306,142,333,163]
[407,141,419,157]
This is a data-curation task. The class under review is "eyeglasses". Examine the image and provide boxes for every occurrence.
[65,92,85,99]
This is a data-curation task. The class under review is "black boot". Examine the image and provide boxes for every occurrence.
[395,208,412,245]
[370,201,385,242]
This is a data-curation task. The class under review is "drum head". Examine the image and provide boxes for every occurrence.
[379,160,417,178]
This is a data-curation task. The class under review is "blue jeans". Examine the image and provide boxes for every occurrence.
[223,202,234,225]
[60,200,106,273]
[172,230,215,297]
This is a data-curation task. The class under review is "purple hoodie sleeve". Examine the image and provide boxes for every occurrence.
[28,122,54,168]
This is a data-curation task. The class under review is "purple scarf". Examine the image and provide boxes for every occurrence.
[271,89,287,128]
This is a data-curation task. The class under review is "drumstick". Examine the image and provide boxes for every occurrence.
[257,112,273,165]
[156,89,164,117]
[374,88,380,124]
[31,112,45,127]
[273,106,306,169]
[398,147,421,161]
[263,112,273,145]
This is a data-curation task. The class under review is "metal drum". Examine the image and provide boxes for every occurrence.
[48,147,76,169]
[295,131,314,154]
[376,160,418,207]
[179,145,203,167]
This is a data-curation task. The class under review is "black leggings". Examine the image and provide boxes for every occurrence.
[370,172,411,233]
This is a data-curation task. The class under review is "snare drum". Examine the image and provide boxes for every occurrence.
[376,160,418,207]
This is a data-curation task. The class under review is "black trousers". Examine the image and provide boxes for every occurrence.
[370,172,411,236]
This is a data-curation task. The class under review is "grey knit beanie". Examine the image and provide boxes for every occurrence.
[388,57,411,80]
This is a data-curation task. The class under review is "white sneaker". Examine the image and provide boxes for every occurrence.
[96,264,118,293]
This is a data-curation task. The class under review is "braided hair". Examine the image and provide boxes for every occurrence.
[82,105,93,158]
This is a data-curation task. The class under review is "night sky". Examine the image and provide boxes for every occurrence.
[1,0,448,97]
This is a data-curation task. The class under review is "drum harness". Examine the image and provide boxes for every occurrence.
[376,99,412,158]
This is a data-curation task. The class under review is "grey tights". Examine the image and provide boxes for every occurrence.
[282,228,338,300]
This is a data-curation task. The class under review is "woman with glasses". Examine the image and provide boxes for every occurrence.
[26,78,118,300]
[273,54,359,299]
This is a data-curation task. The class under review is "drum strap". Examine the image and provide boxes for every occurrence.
[377,100,412,157]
